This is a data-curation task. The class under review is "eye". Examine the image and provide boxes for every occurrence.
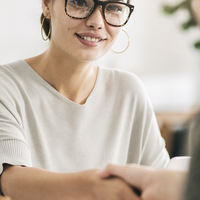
[106,4,123,12]
[68,0,87,7]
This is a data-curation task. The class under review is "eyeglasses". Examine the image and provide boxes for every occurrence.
[65,0,134,27]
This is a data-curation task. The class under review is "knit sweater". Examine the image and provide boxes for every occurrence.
[0,60,169,176]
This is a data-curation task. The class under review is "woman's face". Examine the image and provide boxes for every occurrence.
[44,0,122,62]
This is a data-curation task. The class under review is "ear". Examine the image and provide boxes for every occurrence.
[42,0,52,19]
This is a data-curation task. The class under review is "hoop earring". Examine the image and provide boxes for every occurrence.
[41,17,51,41]
[111,30,130,54]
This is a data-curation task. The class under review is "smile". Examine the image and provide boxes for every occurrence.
[76,33,105,43]
[82,36,100,42]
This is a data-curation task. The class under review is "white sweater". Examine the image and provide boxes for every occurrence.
[0,60,169,175]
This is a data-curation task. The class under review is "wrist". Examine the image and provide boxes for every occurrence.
[61,170,98,200]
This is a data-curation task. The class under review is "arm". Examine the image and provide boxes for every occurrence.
[140,113,170,168]
[97,164,187,200]
[1,164,140,200]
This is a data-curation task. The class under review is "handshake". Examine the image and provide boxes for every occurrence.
[1,164,187,200]
[97,164,186,200]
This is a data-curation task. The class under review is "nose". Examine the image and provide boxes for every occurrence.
[85,6,105,29]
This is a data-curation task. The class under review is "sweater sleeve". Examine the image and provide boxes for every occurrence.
[0,101,32,174]
[133,87,169,168]
[139,112,170,168]
[114,70,170,168]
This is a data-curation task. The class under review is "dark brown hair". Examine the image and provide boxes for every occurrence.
[41,13,51,40]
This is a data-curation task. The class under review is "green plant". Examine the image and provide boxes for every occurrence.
[162,0,200,50]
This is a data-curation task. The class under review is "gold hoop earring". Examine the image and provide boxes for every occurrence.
[111,30,130,54]
[41,17,51,41]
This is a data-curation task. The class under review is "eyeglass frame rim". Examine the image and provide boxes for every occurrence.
[64,0,134,27]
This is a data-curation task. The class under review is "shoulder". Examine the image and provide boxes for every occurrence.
[0,60,29,90]
[98,66,154,112]
[99,66,148,96]
[0,60,30,109]
[0,60,28,81]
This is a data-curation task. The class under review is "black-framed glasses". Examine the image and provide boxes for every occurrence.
[65,0,134,27]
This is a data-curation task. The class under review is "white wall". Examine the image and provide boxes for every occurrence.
[0,0,46,63]
[1,0,200,112]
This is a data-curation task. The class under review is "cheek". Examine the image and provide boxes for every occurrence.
[54,18,84,36]
[109,27,122,44]
[51,18,72,40]
[102,28,121,54]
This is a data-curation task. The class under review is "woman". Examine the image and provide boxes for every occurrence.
[0,0,169,199]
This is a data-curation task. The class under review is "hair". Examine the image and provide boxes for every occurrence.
[41,13,51,40]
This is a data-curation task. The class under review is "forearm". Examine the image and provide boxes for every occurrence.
[1,165,140,200]
[1,165,92,200]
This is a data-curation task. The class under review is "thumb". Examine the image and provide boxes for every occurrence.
[96,164,127,178]
[97,164,154,190]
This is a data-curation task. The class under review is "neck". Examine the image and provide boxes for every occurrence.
[25,47,98,105]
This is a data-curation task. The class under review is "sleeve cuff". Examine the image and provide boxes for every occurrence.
[0,139,32,174]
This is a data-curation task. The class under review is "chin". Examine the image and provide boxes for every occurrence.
[77,51,105,62]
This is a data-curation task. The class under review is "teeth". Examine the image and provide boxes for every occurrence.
[86,37,91,41]
[81,36,100,42]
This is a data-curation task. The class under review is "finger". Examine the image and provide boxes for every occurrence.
[96,164,124,178]
[97,164,136,179]
[96,167,113,178]
[97,164,154,190]
[121,183,141,200]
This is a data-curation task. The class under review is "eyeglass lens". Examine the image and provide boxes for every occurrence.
[66,0,132,26]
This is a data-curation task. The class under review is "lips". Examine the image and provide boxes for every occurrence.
[75,33,107,43]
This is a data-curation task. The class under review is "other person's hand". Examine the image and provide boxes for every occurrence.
[76,169,140,200]
[97,164,187,200]
[0,196,11,200]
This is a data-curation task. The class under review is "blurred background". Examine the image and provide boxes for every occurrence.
[1,0,200,157]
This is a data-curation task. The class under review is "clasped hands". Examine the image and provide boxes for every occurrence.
[96,164,186,200]
[0,164,186,200]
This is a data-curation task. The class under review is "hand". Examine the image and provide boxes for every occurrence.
[1,165,139,200]
[0,196,11,200]
[77,169,140,200]
[97,164,187,200]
